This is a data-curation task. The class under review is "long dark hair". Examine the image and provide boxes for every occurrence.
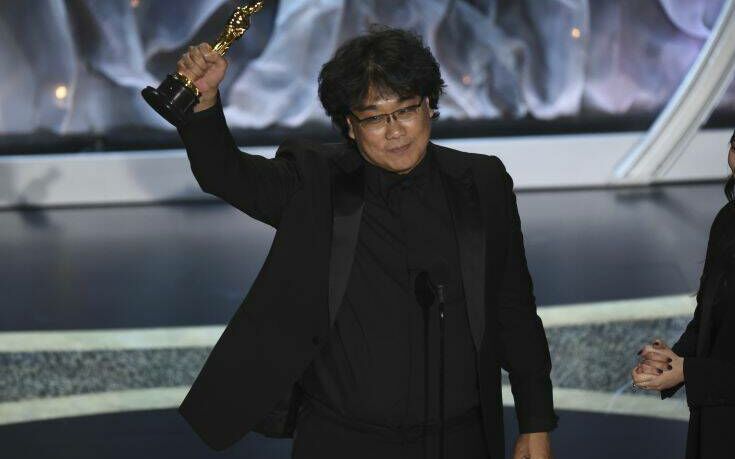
[697,130,735,296]
[726,129,735,202]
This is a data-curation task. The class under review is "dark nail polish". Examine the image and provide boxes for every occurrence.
[667,358,672,363]
[667,365,672,370]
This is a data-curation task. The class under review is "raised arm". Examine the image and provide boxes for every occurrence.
[175,43,300,228]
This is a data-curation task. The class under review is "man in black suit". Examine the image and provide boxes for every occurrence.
[176,27,557,458]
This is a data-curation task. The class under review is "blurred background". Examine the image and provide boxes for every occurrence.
[1,0,734,458]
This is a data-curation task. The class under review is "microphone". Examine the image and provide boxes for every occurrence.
[429,258,449,306]
[414,259,449,309]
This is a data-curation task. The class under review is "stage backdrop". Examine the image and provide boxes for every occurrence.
[0,0,733,139]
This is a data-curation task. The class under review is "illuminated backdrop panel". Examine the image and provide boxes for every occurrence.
[0,0,732,136]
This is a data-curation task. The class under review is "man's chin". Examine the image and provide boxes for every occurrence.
[365,151,422,174]
[385,153,424,173]
[392,160,421,174]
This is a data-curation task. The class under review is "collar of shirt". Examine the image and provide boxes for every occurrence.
[364,149,433,208]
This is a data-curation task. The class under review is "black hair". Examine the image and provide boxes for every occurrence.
[726,129,735,202]
[318,25,445,140]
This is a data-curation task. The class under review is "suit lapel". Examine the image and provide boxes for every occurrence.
[435,144,487,350]
[328,148,365,326]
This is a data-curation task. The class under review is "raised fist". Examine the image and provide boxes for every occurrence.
[176,42,228,111]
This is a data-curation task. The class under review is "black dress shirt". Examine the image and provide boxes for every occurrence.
[300,147,479,428]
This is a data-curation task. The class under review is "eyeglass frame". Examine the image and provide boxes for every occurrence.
[348,98,426,131]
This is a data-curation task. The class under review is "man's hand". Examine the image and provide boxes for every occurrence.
[176,42,228,112]
[631,339,684,391]
[513,432,553,459]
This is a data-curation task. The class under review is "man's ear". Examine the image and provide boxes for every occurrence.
[346,117,356,140]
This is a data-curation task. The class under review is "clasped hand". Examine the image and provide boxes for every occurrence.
[630,339,684,391]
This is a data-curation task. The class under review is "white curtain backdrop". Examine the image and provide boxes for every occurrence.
[0,0,731,134]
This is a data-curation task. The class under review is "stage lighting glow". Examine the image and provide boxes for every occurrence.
[571,27,581,39]
[130,0,140,8]
[54,85,68,100]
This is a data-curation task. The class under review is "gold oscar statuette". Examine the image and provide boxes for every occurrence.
[141,1,266,127]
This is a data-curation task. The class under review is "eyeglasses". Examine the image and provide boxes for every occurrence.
[350,100,424,132]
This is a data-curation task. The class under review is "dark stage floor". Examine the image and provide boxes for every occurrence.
[0,408,687,459]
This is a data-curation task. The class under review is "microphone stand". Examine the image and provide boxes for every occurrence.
[414,269,447,459]
[436,284,446,459]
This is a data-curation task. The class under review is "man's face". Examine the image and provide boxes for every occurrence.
[346,89,433,174]
[728,141,735,173]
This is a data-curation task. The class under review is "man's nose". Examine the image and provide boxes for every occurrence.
[384,116,406,139]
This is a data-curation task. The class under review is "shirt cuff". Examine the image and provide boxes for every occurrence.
[175,95,226,139]
[518,414,559,433]
[179,92,223,127]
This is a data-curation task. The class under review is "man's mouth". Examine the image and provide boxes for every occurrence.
[387,143,411,154]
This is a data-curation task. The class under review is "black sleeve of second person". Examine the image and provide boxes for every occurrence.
[660,307,701,399]
[662,205,726,399]
[177,95,301,228]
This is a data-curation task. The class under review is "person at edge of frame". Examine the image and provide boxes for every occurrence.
[175,25,557,459]
[632,129,735,459]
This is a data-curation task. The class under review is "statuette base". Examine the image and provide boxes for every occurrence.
[142,74,199,128]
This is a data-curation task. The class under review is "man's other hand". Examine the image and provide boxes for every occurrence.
[513,432,553,459]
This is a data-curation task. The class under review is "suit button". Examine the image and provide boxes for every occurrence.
[312,336,320,346]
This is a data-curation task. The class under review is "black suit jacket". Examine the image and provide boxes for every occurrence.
[662,202,735,458]
[176,100,557,458]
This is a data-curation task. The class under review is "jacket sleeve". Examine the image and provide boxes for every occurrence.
[177,95,301,228]
[674,206,735,406]
[492,157,558,433]
[671,308,701,358]
[661,210,722,399]
[660,306,700,399]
